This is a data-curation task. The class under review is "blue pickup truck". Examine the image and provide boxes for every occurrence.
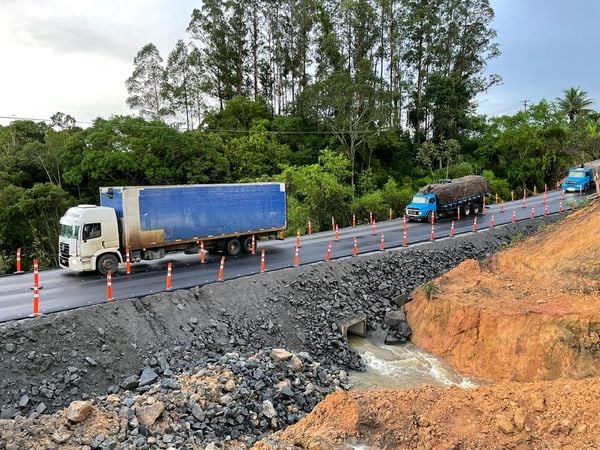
[406,175,489,223]
[561,167,595,193]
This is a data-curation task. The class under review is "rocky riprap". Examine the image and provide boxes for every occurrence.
[0,217,560,448]
[0,349,348,449]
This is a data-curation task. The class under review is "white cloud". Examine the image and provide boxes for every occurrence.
[0,0,195,125]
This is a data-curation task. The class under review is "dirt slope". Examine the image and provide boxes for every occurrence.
[256,378,600,449]
[405,200,600,381]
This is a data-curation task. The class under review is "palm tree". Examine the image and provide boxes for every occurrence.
[556,87,594,123]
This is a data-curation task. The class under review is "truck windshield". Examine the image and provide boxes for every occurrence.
[411,196,429,204]
[568,170,586,178]
[60,224,79,239]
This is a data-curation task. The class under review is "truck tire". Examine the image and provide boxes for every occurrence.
[427,211,436,223]
[97,253,119,275]
[226,238,241,256]
[472,202,481,215]
[462,204,471,216]
[241,236,253,253]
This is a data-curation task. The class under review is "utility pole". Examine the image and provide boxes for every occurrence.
[522,99,530,113]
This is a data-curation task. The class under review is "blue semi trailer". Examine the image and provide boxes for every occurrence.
[59,183,286,274]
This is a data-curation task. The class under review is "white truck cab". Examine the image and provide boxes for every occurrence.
[58,205,122,274]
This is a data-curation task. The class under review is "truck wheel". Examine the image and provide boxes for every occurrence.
[97,254,119,275]
[463,204,471,216]
[427,211,436,223]
[241,236,253,253]
[472,202,481,215]
[226,238,241,256]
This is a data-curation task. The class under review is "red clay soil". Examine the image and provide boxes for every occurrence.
[256,378,600,449]
[405,200,600,382]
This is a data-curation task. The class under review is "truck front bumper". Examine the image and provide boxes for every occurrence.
[59,257,93,272]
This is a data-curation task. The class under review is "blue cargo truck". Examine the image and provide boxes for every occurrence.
[59,183,286,274]
[405,175,489,222]
[561,160,600,193]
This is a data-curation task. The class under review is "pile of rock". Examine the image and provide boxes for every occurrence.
[0,348,348,449]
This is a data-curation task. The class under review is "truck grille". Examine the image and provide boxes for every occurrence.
[406,209,420,216]
[59,242,69,266]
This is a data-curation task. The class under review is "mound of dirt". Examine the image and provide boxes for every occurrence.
[256,378,600,449]
[406,200,600,381]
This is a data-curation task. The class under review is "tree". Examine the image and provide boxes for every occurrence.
[163,40,193,130]
[126,43,167,120]
[415,141,438,177]
[556,87,594,123]
[298,60,388,193]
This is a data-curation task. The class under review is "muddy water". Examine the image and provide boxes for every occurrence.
[348,336,478,389]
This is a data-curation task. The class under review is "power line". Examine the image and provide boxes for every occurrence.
[521,100,530,113]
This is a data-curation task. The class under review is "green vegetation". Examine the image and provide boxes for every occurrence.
[422,282,439,300]
[1,1,599,271]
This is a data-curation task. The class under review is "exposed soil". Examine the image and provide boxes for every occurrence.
[257,377,600,449]
[405,200,600,382]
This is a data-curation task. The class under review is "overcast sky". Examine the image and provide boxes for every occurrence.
[1,0,599,126]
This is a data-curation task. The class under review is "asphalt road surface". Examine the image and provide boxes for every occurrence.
[0,190,584,322]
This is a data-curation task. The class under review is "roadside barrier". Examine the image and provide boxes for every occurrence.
[555,181,560,190]
[482,196,486,215]
[450,220,455,237]
[106,271,113,301]
[251,236,255,256]
[511,190,514,201]
[522,190,527,208]
[389,208,393,221]
[331,216,335,230]
[293,246,299,267]
[380,233,385,251]
[218,256,225,281]
[325,242,332,262]
[371,220,376,236]
[512,210,516,223]
[429,220,435,241]
[307,218,312,235]
[200,241,206,262]
[15,248,23,274]
[32,259,43,290]
[530,207,535,219]
[166,262,172,290]
[296,230,301,248]
[402,216,408,246]
[472,216,478,232]
[559,200,563,213]
[353,237,358,256]
[14,248,24,274]
[334,224,339,242]
[32,285,39,316]
[500,201,505,213]
[544,183,548,194]
[352,213,356,228]
[533,185,537,196]
[490,214,495,228]
[560,190,565,200]
[495,193,499,204]
[457,207,460,220]
[544,204,548,217]
[260,249,265,273]
[125,248,131,274]
[369,210,373,225]
[543,192,547,204]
